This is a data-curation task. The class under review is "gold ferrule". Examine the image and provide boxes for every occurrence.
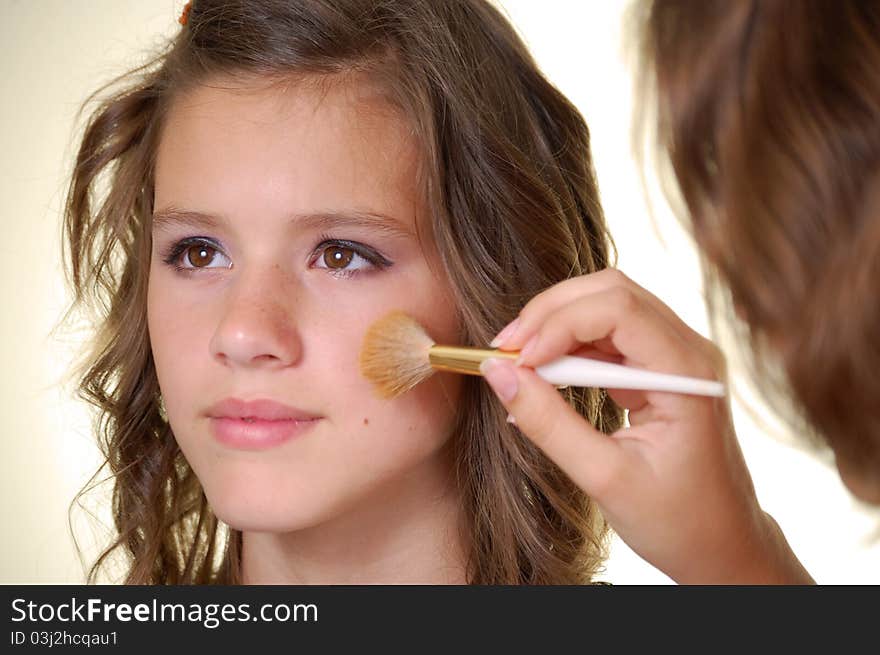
[428,345,519,375]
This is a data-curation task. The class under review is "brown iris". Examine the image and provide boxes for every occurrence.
[186,244,216,267]
[323,245,354,269]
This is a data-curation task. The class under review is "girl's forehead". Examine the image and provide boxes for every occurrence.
[159,73,418,181]
[154,73,434,250]
[165,72,406,131]
[160,74,412,173]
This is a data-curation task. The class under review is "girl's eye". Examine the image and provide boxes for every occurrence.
[185,243,220,268]
[322,245,356,269]
[312,240,391,277]
[163,238,231,270]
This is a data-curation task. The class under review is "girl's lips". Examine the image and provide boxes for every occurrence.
[206,398,323,450]
[210,416,321,450]
[206,397,322,422]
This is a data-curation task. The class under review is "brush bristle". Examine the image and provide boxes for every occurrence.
[360,311,437,398]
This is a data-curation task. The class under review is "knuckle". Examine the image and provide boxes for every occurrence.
[684,337,726,380]
[608,285,640,315]
[602,267,630,286]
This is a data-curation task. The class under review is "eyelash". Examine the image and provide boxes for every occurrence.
[160,235,393,279]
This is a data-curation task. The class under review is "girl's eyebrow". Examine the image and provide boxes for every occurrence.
[151,207,415,238]
[296,210,415,238]
[152,208,221,232]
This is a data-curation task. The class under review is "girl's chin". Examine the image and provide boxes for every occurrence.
[207,493,339,534]
[213,510,325,534]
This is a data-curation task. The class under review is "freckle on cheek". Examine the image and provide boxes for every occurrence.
[363,417,369,426]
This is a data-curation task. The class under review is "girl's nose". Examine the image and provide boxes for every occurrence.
[208,268,303,369]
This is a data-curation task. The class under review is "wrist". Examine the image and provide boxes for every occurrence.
[742,511,814,584]
[673,511,814,585]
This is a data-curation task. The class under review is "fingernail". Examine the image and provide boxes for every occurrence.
[516,334,539,366]
[490,317,520,348]
[506,413,517,424]
[480,358,519,403]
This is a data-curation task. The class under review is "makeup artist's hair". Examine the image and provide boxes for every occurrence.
[66,0,622,583]
[635,1,880,493]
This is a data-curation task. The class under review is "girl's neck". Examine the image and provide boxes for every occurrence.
[239,453,468,584]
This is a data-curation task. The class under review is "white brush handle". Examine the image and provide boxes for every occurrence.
[534,355,725,397]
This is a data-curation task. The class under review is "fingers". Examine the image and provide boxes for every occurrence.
[493,268,725,383]
[480,358,623,498]
[495,269,711,358]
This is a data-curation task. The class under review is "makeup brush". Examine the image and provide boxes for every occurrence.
[360,311,726,399]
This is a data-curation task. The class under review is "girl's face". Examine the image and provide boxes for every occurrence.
[149,76,462,532]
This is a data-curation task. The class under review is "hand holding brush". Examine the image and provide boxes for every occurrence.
[360,270,813,584]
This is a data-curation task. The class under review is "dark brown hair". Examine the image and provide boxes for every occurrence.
[66,0,622,583]
[636,0,880,499]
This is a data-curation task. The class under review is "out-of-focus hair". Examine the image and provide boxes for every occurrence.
[636,0,880,496]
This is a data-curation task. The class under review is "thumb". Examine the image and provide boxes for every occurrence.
[480,358,622,496]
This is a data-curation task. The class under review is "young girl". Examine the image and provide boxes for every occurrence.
[65,0,624,584]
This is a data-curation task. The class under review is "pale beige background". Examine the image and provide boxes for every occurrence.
[1,0,876,583]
